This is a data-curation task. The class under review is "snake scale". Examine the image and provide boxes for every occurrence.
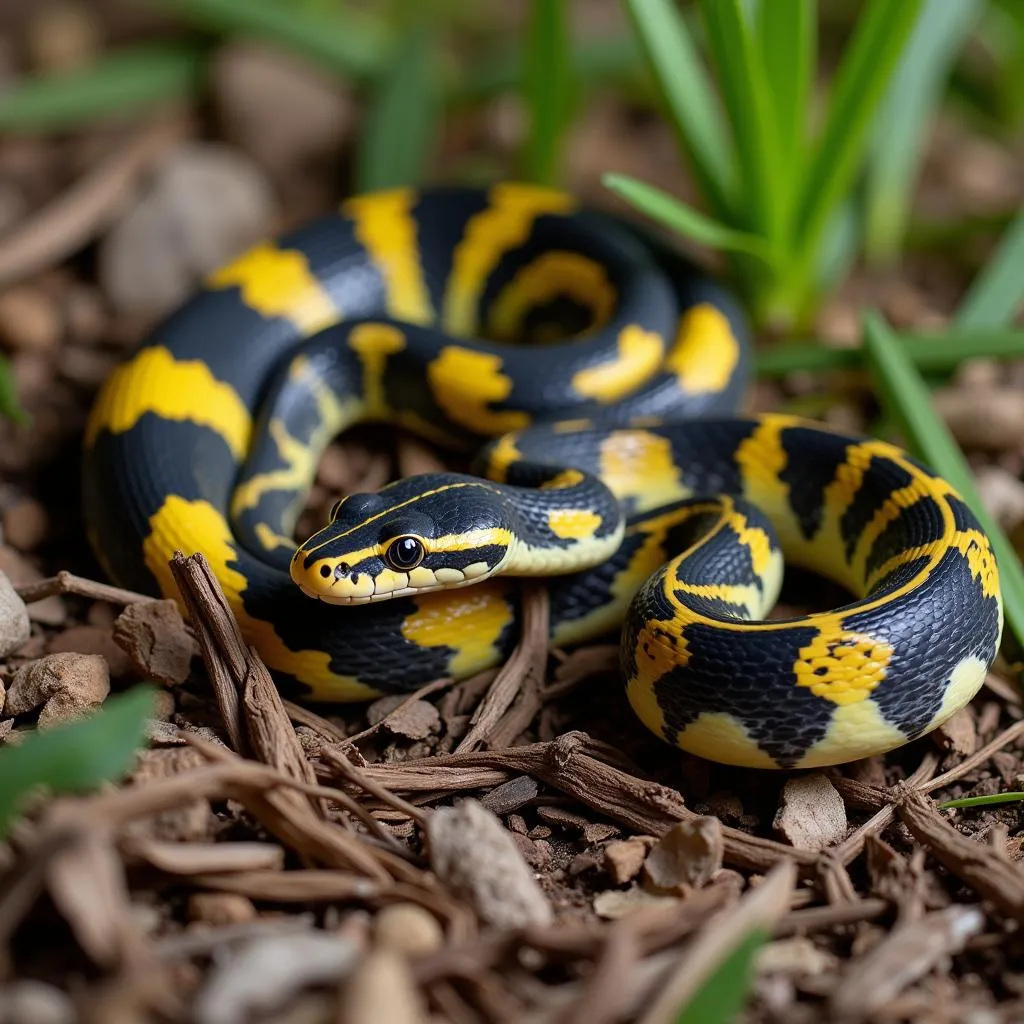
[82,183,1003,769]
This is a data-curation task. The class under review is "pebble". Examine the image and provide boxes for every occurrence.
[603,836,653,885]
[212,41,355,185]
[3,497,49,552]
[113,598,195,687]
[46,624,135,679]
[98,142,275,317]
[644,816,723,890]
[0,286,62,352]
[0,981,76,1024]
[5,652,109,728]
[340,949,427,1024]
[973,464,1024,531]
[373,903,444,957]
[773,774,847,851]
[427,799,553,929]
[934,387,1024,451]
[188,892,258,926]
[25,1,101,74]
[0,569,30,658]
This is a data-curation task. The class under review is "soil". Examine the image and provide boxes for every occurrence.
[1,3,1024,1024]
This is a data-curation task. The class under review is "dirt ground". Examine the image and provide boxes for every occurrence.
[1,2,1024,1023]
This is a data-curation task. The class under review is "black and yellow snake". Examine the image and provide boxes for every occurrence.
[82,183,1004,769]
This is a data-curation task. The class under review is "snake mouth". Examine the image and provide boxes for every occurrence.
[297,577,488,605]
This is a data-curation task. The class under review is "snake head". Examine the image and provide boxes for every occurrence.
[290,474,515,604]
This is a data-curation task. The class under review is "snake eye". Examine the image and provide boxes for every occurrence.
[385,536,425,571]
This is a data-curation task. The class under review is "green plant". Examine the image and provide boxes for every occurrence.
[0,686,155,836]
[675,928,767,1024]
[606,0,929,330]
[940,792,1024,810]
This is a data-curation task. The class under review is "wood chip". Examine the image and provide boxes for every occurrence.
[368,696,440,740]
[604,838,652,886]
[478,775,539,816]
[774,774,847,851]
[113,599,196,687]
[427,799,553,929]
[644,816,723,891]
[829,904,984,1022]
[121,838,285,875]
[593,886,681,920]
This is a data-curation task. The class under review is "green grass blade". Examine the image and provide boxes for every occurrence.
[863,310,1024,658]
[355,23,439,192]
[523,0,571,185]
[955,210,1024,328]
[0,356,29,426]
[940,792,1024,809]
[698,0,782,241]
[623,0,736,218]
[0,43,204,133]
[865,0,985,266]
[756,0,813,162]
[0,686,155,837]
[756,328,1024,376]
[151,0,390,79]
[795,0,925,273]
[603,173,774,264]
[675,928,767,1024]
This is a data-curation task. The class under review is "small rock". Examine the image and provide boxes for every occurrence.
[366,696,439,740]
[757,937,838,976]
[934,388,1024,451]
[0,547,65,625]
[593,886,680,920]
[0,569,30,658]
[341,949,426,1024]
[511,831,551,870]
[427,799,553,929]
[774,775,847,851]
[5,652,109,728]
[603,837,652,885]
[974,464,1024,531]
[569,853,599,875]
[25,1,101,73]
[373,903,443,957]
[57,344,119,389]
[644,816,723,890]
[0,980,76,1024]
[188,892,257,926]
[213,41,355,184]
[2,498,49,552]
[46,624,134,679]
[98,142,275,317]
[0,286,62,352]
[954,359,1003,390]
[113,599,195,687]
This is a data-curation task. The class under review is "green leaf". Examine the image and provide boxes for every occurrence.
[940,792,1024,809]
[623,0,736,218]
[755,0,813,169]
[603,173,774,264]
[0,686,156,837]
[794,0,925,276]
[523,0,571,185]
[698,0,782,241]
[150,0,390,79]
[0,44,204,133]
[862,310,1024,658]
[865,0,985,266]
[355,23,440,192]
[0,354,29,427]
[675,928,767,1024]
[955,210,1024,328]
[756,328,1024,376]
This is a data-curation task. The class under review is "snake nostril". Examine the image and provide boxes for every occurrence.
[319,564,332,579]
[334,562,351,580]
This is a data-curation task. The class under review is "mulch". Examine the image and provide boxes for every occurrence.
[1,4,1024,1023]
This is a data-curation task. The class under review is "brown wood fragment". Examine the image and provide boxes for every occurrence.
[895,786,1024,922]
[191,869,381,902]
[121,838,285,875]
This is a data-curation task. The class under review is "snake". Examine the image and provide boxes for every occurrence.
[82,182,1004,769]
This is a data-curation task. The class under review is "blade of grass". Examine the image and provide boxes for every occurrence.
[675,928,767,1024]
[756,328,1024,376]
[863,310,1024,657]
[603,173,774,264]
[523,0,571,185]
[755,0,813,171]
[940,792,1024,809]
[0,686,155,836]
[623,0,736,218]
[0,43,205,133]
[955,209,1024,328]
[0,355,29,426]
[698,0,782,242]
[151,0,390,79]
[794,0,925,276]
[865,0,985,266]
[355,22,439,192]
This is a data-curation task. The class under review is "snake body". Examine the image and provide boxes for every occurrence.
[82,183,1003,769]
